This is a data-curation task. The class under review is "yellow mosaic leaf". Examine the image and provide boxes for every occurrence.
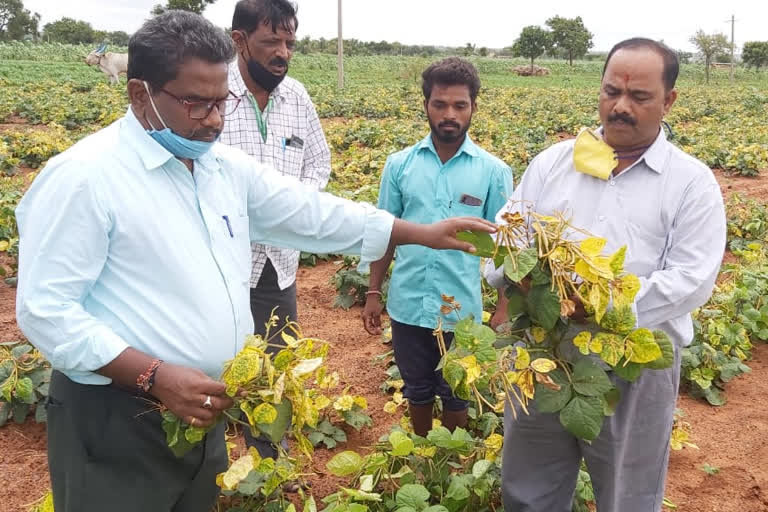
[531,326,547,343]
[413,446,438,457]
[518,369,535,399]
[314,395,331,410]
[221,454,255,490]
[482,311,492,324]
[573,331,592,355]
[281,331,300,348]
[514,347,531,370]
[575,258,599,283]
[292,357,323,377]
[613,274,641,307]
[505,371,519,385]
[333,394,355,412]
[383,401,399,414]
[223,349,262,396]
[484,433,504,461]
[458,355,481,385]
[353,396,368,409]
[530,358,557,373]
[581,237,607,256]
[252,402,278,424]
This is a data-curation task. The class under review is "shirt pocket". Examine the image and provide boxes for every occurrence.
[624,220,669,276]
[450,192,486,218]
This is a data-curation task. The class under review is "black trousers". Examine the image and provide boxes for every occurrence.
[391,319,469,411]
[243,259,297,457]
[47,371,227,512]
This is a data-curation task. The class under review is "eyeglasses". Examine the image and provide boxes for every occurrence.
[158,88,242,120]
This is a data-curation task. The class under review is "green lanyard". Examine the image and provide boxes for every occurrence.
[246,92,274,143]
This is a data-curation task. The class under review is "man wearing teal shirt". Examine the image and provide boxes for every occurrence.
[363,58,513,436]
[15,14,496,512]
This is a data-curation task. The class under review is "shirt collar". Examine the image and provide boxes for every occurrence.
[417,133,480,159]
[121,106,220,172]
[596,125,669,175]
[228,61,287,104]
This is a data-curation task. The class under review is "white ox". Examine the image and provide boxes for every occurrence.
[85,45,128,84]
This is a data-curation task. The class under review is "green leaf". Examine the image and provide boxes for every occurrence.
[600,306,636,335]
[571,359,613,397]
[184,426,207,444]
[389,430,414,456]
[256,398,292,444]
[395,484,430,510]
[559,395,604,441]
[534,369,572,413]
[342,409,373,431]
[646,331,675,370]
[702,386,726,406]
[423,507,449,512]
[529,261,551,286]
[626,328,662,364]
[505,286,527,318]
[445,475,470,501]
[12,402,29,424]
[442,360,465,392]
[503,248,538,283]
[456,231,495,258]
[603,387,621,416]
[612,358,644,382]
[527,284,561,330]
[472,459,493,479]
[0,402,9,427]
[10,344,32,359]
[14,377,36,404]
[327,450,365,477]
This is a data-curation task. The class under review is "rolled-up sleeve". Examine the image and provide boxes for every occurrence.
[247,162,394,270]
[635,177,726,328]
[16,160,129,381]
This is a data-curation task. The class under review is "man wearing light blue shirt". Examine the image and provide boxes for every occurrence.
[15,13,495,512]
[486,39,726,512]
[362,58,513,437]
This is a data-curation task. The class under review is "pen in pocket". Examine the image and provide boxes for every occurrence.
[222,215,234,237]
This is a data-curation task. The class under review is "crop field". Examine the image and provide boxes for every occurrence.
[0,43,767,512]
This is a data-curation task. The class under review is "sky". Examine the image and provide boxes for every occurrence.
[25,0,767,53]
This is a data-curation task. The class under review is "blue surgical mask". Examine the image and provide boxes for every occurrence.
[143,81,218,160]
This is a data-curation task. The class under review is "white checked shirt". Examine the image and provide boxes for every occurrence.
[221,63,331,289]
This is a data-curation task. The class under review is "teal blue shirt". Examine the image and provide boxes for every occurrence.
[378,135,513,330]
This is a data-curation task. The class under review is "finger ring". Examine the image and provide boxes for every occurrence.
[203,395,213,409]
[189,417,197,427]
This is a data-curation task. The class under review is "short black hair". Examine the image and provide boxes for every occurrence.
[603,38,679,91]
[422,57,481,102]
[232,0,298,34]
[128,10,235,90]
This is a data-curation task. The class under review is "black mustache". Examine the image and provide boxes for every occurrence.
[608,113,636,126]
[269,57,288,68]
[439,122,460,129]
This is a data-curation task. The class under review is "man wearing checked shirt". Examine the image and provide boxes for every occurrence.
[362,58,513,436]
[15,13,496,512]
[221,0,330,459]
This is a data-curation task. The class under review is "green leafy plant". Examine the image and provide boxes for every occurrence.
[324,426,504,512]
[331,255,390,310]
[0,340,51,426]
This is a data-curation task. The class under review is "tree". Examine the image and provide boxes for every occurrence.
[742,41,768,71]
[152,0,215,15]
[462,42,475,57]
[0,0,39,41]
[512,25,551,71]
[42,17,95,44]
[478,46,488,57]
[545,16,593,65]
[690,30,730,83]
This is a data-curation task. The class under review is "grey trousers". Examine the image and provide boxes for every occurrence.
[502,347,682,512]
[47,371,227,512]
[244,259,297,458]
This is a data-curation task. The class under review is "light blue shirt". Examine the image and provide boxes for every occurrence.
[485,129,726,348]
[15,108,394,385]
[379,135,513,330]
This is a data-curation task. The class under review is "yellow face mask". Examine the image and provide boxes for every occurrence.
[573,128,618,180]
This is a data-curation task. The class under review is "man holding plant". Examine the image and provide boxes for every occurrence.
[14,12,495,512]
[486,38,726,512]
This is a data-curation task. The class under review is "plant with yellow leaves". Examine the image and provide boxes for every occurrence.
[444,209,675,441]
[160,318,332,458]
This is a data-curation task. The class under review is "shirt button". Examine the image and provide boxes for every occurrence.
[609,180,616,187]
[598,215,606,222]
